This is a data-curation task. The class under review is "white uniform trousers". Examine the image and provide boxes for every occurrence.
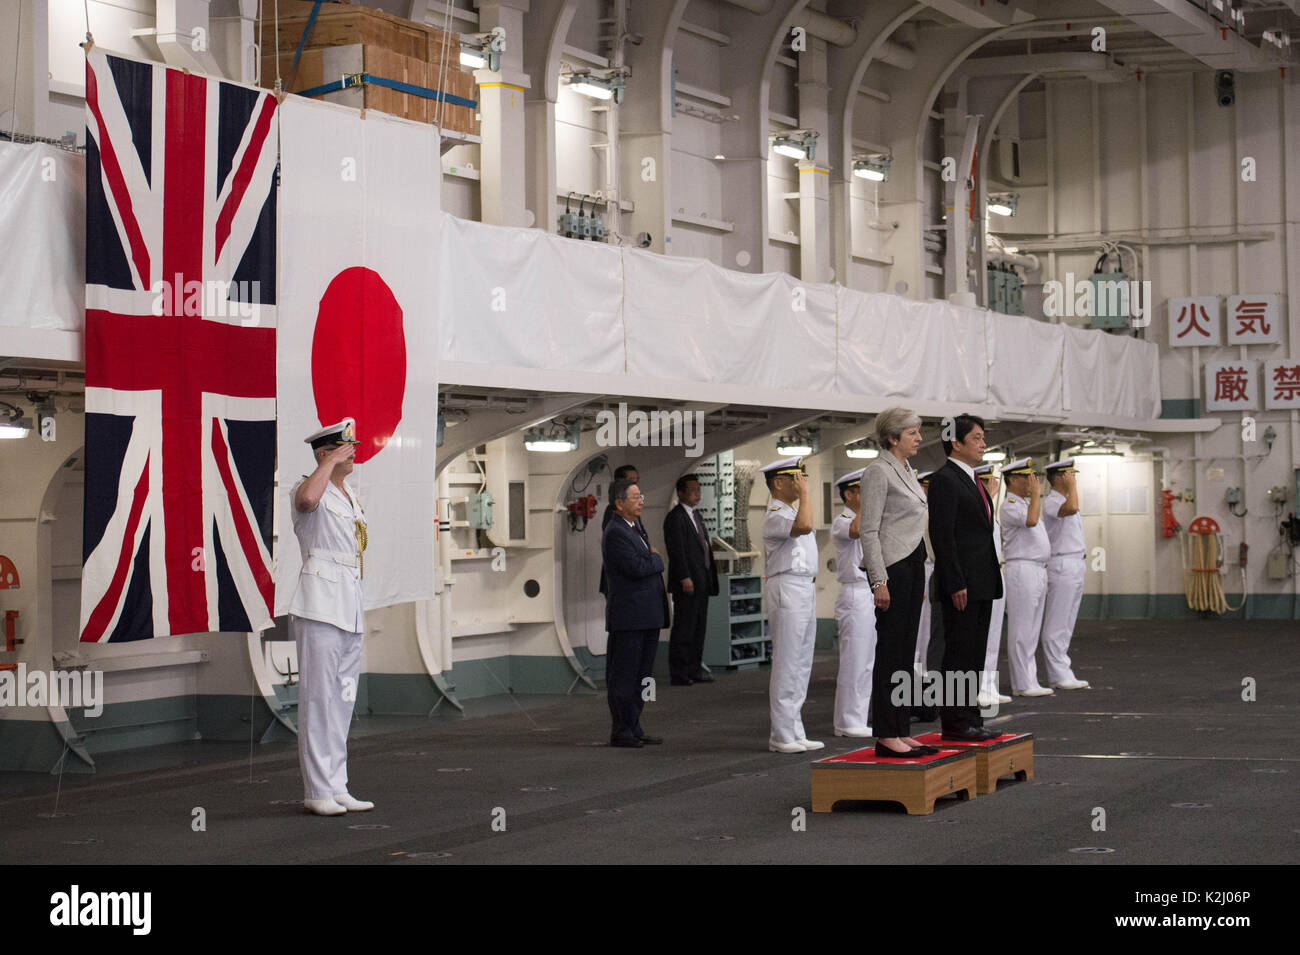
[914,559,935,672]
[982,576,1006,695]
[1005,560,1049,692]
[833,582,877,730]
[293,615,363,801]
[766,574,817,744]
[1043,555,1086,684]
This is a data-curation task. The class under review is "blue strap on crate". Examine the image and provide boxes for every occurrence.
[289,0,325,75]
[297,73,478,109]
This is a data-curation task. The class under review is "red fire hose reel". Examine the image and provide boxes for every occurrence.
[1161,489,1181,539]
[0,555,20,672]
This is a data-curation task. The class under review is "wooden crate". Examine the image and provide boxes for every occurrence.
[914,731,1034,795]
[257,0,476,133]
[810,747,978,815]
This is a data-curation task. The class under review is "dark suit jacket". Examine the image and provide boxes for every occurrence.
[663,504,720,597]
[599,505,645,597]
[602,516,669,632]
[927,459,1004,602]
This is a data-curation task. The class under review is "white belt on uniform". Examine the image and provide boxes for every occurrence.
[307,547,360,568]
[1005,557,1048,564]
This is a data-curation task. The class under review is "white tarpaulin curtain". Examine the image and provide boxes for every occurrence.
[1062,324,1108,414]
[836,292,987,402]
[0,141,1165,422]
[1124,337,1163,418]
[0,141,84,332]
[440,214,625,374]
[988,313,1066,414]
[276,98,438,615]
[623,252,837,390]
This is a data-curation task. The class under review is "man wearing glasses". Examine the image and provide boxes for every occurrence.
[601,478,670,747]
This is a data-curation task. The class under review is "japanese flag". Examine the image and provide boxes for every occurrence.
[275,97,438,614]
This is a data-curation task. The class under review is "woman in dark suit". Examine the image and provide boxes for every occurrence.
[857,408,937,757]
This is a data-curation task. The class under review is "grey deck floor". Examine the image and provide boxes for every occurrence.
[2,619,1297,865]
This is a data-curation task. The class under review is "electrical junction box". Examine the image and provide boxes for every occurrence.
[1266,550,1290,580]
[1088,271,1132,330]
[468,491,494,530]
[696,450,735,540]
[988,268,1007,313]
[1005,271,1023,315]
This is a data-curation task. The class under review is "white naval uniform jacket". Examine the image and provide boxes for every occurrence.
[763,499,818,578]
[288,479,366,633]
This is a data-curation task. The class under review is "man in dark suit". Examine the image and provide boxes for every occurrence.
[599,464,642,597]
[663,473,719,686]
[927,414,1004,741]
[602,478,669,748]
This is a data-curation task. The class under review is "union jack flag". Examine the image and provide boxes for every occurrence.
[80,52,278,641]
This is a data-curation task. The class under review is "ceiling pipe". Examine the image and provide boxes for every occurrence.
[717,0,915,67]
[987,248,1040,271]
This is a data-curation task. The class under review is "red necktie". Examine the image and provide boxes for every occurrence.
[975,475,991,524]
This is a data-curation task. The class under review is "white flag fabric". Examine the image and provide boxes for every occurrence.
[276,97,438,615]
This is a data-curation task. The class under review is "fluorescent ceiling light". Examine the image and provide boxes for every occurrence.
[982,451,1007,462]
[771,131,818,161]
[0,421,32,439]
[524,438,576,453]
[777,429,818,457]
[988,193,1018,217]
[570,79,613,100]
[525,422,579,453]
[460,48,487,69]
[845,446,879,459]
[853,156,891,182]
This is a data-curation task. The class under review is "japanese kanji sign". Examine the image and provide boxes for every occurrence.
[1169,296,1220,347]
[1263,360,1300,410]
[1226,294,1280,345]
[1205,360,1258,411]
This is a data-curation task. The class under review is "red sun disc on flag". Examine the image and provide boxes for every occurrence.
[311,267,406,464]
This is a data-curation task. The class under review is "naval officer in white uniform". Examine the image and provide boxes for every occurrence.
[998,458,1055,697]
[289,418,374,816]
[974,463,1011,707]
[1041,458,1090,690]
[761,457,824,754]
[831,468,875,737]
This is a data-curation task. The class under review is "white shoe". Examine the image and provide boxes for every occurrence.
[1013,687,1055,697]
[333,792,374,812]
[304,798,346,816]
[798,738,825,751]
[1052,679,1090,690]
[834,726,874,737]
[976,692,998,708]
[997,693,1012,704]
[769,739,807,753]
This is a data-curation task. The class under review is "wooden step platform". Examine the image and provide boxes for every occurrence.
[913,731,1034,795]
[810,746,977,815]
